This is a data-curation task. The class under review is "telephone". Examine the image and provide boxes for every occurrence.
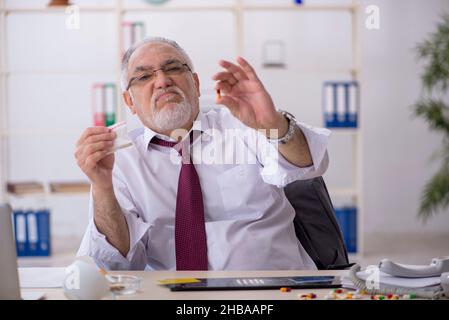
[348,257,449,300]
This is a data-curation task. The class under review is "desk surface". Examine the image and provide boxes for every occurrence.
[23,269,351,300]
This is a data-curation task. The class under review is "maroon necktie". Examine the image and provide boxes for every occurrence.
[151,135,208,270]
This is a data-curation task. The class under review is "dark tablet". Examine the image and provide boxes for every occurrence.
[167,276,341,291]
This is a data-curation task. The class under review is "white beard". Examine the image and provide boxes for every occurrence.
[151,87,193,131]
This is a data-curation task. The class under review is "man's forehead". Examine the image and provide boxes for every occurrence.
[129,43,184,70]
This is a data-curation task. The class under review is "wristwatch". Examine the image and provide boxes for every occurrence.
[266,110,298,145]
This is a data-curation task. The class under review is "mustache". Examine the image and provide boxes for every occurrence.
[152,87,184,104]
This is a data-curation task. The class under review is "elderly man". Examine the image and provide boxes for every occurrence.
[76,37,330,271]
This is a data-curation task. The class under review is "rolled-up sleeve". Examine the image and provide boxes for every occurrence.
[257,120,331,187]
[77,169,152,270]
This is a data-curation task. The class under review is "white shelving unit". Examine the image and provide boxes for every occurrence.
[0,0,8,203]
[0,0,363,255]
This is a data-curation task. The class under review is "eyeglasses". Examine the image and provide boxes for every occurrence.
[126,61,192,91]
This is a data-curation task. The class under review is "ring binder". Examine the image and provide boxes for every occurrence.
[13,209,51,256]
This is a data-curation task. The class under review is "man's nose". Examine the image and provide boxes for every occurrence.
[153,69,173,89]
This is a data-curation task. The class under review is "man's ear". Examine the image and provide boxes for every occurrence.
[123,91,136,114]
[193,73,200,97]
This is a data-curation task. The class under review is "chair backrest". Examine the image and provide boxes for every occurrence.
[284,177,352,270]
[0,203,21,299]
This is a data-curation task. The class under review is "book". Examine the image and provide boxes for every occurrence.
[6,182,45,194]
[49,181,90,193]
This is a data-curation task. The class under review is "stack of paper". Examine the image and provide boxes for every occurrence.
[19,267,65,288]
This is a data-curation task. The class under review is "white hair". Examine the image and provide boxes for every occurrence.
[151,86,193,132]
[121,36,194,91]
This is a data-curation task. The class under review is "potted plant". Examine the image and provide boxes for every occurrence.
[413,14,449,222]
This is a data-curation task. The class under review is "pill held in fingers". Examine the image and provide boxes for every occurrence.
[107,121,132,154]
[216,89,221,100]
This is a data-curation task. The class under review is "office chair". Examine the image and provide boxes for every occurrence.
[284,177,354,270]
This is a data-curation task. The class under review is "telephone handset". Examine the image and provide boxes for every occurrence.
[379,256,449,278]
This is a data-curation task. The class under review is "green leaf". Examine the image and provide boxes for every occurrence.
[413,99,449,134]
[416,14,449,93]
[418,166,449,222]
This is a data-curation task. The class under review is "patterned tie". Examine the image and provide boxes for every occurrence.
[151,134,208,270]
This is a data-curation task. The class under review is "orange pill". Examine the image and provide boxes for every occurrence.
[98,268,107,276]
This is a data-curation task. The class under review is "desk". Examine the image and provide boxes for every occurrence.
[22,269,351,300]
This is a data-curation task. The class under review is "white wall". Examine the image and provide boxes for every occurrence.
[360,0,449,237]
[3,0,449,244]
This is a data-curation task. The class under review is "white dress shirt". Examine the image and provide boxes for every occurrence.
[77,108,331,271]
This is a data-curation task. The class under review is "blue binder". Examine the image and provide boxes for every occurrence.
[334,207,357,253]
[13,209,51,256]
[322,81,359,128]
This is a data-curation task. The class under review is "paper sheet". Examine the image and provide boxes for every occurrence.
[19,267,65,288]
[21,291,46,300]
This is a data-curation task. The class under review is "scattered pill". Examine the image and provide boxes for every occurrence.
[358,289,369,295]
[98,268,107,276]
[280,287,291,292]
[298,293,317,299]
[327,291,338,297]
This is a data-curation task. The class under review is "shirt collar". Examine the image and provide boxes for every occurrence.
[143,109,212,149]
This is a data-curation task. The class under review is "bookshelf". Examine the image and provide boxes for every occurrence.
[0,0,363,254]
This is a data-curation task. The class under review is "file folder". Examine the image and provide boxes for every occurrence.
[13,209,51,256]
[104,83,116,126]
[334,207,357,253]
[323,81,359,128]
